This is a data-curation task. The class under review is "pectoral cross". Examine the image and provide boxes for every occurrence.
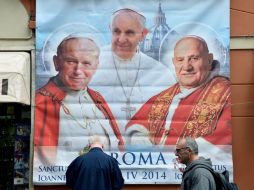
[121,98,136,120]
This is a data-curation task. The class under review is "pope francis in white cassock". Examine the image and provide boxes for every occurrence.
[90,7,176,141]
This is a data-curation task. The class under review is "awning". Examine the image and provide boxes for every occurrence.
[0,52,30,105]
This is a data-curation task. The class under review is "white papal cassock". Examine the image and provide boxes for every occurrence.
[57,89,119,164]
[90,46,176,136]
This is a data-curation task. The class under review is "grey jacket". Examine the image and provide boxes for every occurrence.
[180,157,216,190]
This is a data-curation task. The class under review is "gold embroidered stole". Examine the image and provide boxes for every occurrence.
[148,84,180,144]
[147,77,230,144]
[181,77,230,138]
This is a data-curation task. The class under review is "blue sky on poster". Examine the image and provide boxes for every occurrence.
[36,0,229,50]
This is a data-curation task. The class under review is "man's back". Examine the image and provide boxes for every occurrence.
[66,147,124,190]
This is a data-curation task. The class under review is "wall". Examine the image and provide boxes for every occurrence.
[230,0,254,189]
[20,0,253,189]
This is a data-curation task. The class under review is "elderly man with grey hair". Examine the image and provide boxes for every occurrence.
[34,36,125,165]
[90,7,176,135]
[66,135,124,190]
[175,137,216,190]
[126,35,231,148]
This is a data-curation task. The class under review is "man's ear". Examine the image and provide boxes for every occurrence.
[208,53,213,65]
[53,55,60,71]
[93,57,99,67]
[208,53,214,70]
[172,57,176,67]
[140,28,148,41]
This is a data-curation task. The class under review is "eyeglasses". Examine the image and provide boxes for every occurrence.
[175,147,189,153]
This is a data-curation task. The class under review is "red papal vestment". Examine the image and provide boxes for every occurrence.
[34,78,124,149]
[126,76,231,146]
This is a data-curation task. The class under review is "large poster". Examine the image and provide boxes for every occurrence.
[34,0,231,185]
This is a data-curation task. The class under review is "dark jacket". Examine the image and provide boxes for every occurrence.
[66,147,124,190]
[180,157,216,190]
